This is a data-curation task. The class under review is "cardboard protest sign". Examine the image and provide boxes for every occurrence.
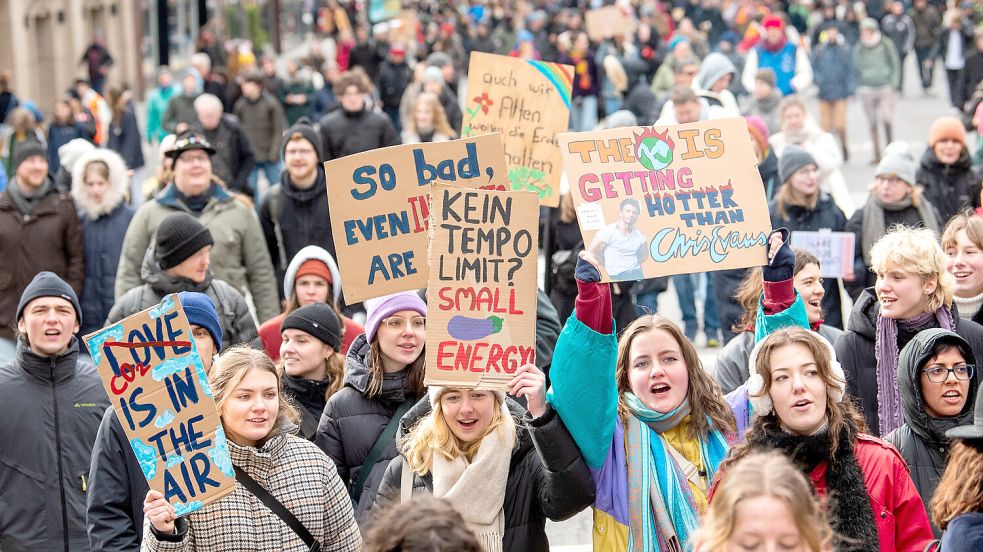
[425,183,539,390]
[791,230,856,279]
[325,133,509,304]
[585,6,638,42]
[368,0,401,23]
[557,117,770,282]
[462,52,573,207]
[83,295,234,515]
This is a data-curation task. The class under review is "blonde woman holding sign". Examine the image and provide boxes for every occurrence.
[374,364,594,552]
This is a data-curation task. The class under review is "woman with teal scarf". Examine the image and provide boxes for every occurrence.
[547,251,738,551]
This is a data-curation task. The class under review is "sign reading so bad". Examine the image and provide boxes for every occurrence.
[558,117,770,282]
[84,295,234,515]
[325,133,509,303]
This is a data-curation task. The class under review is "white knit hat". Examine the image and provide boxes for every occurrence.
[745,333,846,416]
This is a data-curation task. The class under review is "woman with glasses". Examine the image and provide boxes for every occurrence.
[886,328,980,537]
[314,291,427,526]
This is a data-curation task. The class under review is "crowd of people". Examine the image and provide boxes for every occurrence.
[7,0,983,551]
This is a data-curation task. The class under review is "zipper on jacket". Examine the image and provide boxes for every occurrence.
[80,474,87,492]
[51,359,70,552]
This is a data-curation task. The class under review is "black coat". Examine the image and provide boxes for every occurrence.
[79,203,134,338]
[314,334,422,524]
[375,399,594,552]
[318,107,398,161]
[916,147,982,225]
[107,109,145,170]
[376,60,411,110]
[769,193,847,328]
[282,374,332,440]
[834,288,983,436]
[884,329,980,538]
[196,116,255,196]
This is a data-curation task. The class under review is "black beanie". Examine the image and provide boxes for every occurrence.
[155,212,215,270]
[16,271,81,324]
[281,303,341,350]
[281,117,324,161]
[12,141,47,172]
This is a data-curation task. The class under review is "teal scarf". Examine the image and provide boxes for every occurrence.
[624,394,733,552]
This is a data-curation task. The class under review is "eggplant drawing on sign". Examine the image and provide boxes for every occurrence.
[447,315,504,341]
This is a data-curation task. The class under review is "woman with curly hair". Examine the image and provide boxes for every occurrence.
[930,387,983,551]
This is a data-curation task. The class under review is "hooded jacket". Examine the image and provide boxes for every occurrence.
[115,183,280,323]
[834,289,983,435]
[71,149,135,338]
[885,329,979,537]
[107,247,257,350]
[314,333,422,524]
[941,513,983,552]
[0,338,109,551]
[375,398,594,552]
[916,146,982,224]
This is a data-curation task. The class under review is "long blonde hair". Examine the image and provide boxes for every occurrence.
[400,392,516,476]
[404,92,456,139]
[213,345,301,442]
[693,451,834,551]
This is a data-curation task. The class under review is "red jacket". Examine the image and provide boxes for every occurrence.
[258,312,363,362]
[810,434,934,551]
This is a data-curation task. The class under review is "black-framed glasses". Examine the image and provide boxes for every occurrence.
[922,364,975,383]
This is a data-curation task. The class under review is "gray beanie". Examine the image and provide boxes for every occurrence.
[875,153,916,185]
[778,146,818,183]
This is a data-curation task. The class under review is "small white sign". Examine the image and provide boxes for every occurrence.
[790,230,855,279]
[577,203,606,231]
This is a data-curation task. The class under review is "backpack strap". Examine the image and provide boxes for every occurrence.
[268,184,288,271]
[351,396,416,504]
[234,465,322,551]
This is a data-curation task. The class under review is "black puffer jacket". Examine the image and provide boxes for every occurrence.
[885,329,980,538]
[834,288,983,436]
[282,373,333,440]
[375,399,594,552]
[318,107,398,161]
[770,193,847,328]
[916,147,982,225]
[0,338,109,552]
[314,333,422,525]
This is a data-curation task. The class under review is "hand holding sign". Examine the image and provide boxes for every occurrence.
[144,489,177,533]
[508,364,546,418]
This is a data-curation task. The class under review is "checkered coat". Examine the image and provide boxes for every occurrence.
[142,432,361,551]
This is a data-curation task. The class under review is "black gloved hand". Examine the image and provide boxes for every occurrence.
[575,254,601,283]
[763,228,794,282]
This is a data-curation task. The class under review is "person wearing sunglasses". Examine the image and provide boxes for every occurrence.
[886,328,981,537]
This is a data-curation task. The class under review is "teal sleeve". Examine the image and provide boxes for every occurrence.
[754,292,811,344]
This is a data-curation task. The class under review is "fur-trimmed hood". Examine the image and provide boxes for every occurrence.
[70,148,129,219]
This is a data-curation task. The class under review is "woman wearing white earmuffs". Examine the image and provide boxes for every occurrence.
[715,326,933,551]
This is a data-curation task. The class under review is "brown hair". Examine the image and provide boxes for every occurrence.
[83,159,110,183]
[212,345,301,443]
[106,87,126,124]
[733,248,821,333]
[333,68,372,96]
[774,178,819,221]
[559,192,577,224]
[942,212,983,253]
[365,338,426,399]
[932,439,983,529]
[616,314,736,438]
[362,496,483,552]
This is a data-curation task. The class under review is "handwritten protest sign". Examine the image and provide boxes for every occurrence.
[325,134,509,304]
[585,6,638,42]
[462,52,572,207]
[425,183,538,390]
[790,230,856,279]
[83,295,234,515]
[558,117,770,282]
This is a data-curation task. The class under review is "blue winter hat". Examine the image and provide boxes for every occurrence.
[177,292,222,351]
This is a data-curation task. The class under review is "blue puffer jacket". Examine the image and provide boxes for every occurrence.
[811,40,856,101]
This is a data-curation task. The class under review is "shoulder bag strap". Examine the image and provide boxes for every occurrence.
[665,442,707,493]
[234,465,321,551]
[351,396,415,504]
[399,457,414,504]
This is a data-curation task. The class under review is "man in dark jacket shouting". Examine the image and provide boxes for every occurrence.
[0,272,109,551]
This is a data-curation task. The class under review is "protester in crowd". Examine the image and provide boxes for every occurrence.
[116,133,280,324]
[692,452,833,552]
[75,78,111,147]
[650,38,697,98]
[280,60,315,126]
[319,70,398,161]
[109,212,257,348]
[105,87,145,204]
[348,24,385,81]
[962,30,983,113]
[315,292,427,524]
[190,52,229,112]
[1,107,46,177]
[930,388,983,551]
[937,9,975,109]
[746,115,780,199]
[0,272,108,551]
[193,93,254,196]
[809,26,855,162]
[259,121,337,280]
[142,346,361,551]
[258,246,362,360]
[714,248,843,394]
[944,214,983,325]
[882,0,916,94]
[885,328,979,537]
[234,71,286,203]
[162,69,202,135]
[561,32,600,132]
[723,326,933,549]
[0,70,19,129]
[362,496,482,552]
[311,61,340,120]
[548,251,738,550]
[401,91,455,144]
[376,364,594,551]
[417,66,463,136]
[846,153,942,300]
[142,134,176,200]
[71,148,134,339]
[146,67,177,143]
[376,44,411,132]
[279,303,346,439]
[693,52,740,116]
[741,69,783,134]
[0,143,83,356]
[917,116,982,223]
[769,146,847,329]
[87,291,222,552]
[854,18,901,164]
[56,137,95,190]
[910,0,942,95]
[741,15,813,97]
[80,33,113,94]
[835,226,983,436]
[546,192,583,324]
[47,99,90,171]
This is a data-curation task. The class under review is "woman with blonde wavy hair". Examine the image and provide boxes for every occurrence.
[142,346,361,551]
[694,451,833,552]
[374,364,594,552]
[401,91,456,144]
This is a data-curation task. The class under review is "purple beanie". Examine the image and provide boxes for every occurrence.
[364,291,428,343]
